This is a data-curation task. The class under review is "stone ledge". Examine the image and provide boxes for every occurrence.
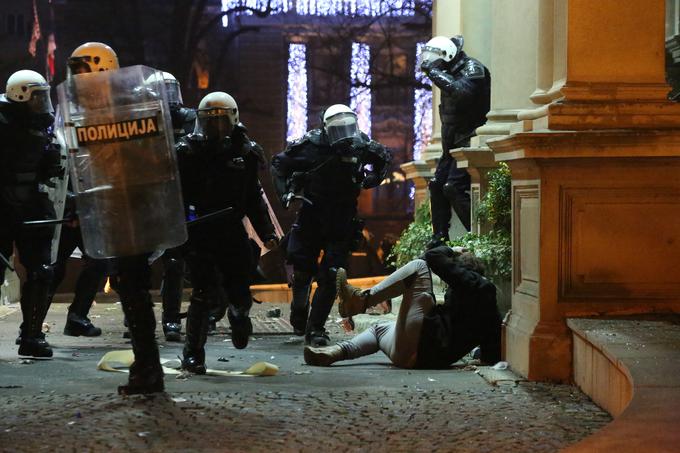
[564,317,680,452]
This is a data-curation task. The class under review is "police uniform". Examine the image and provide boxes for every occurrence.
[427,42,491,239]
[176,123,275,371]
[271,130,391,345]
[0,97,61,357]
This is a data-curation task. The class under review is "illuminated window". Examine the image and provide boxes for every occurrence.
[287,43,308,142]
[413,42,432,160]
[350,42,371,137]
[222,0,419,24]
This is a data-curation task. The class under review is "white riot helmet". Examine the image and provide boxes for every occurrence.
[6,70,53,114]
[161,72,183,107]
[68,42,119,75]
[323,104,360,146]
[421,36,458,66]
[144,71,183,107]
[194,91,239,139]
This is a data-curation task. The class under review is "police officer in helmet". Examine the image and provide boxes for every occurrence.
[176,91,278,374]
[0,69,62,357]
[271,104,392,346]
[421,35,491,247]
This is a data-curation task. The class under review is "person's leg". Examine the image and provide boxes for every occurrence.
[160,246,185,341]
[181,249,216,374]
[443,138,472,232]
[337,257,433,317]
[115,254,163,395]
[286,212,322,336]
[311,259,435,368]
[304,322,394,366]
[15,233,54,358]
[218,228,256,350]
[428,156,454,247]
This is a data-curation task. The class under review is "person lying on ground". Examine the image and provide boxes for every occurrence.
[304,246,502,369]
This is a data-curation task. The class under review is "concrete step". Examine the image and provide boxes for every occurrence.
[565,316,680,452]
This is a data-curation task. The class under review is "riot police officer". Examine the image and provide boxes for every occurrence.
[157,71,196,342]
[59,42,185,395]
[176,92,278,374]
[271,104,392,346]
[421,35,491,246]
[46,43,124,339]
[0,70,62,357]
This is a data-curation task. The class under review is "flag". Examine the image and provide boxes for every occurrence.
[28,0,41,57]
[46,33,56,81]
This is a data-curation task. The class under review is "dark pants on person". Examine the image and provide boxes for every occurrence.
[160,246,185,325]
[0,227,54,340]
[286,202,355,333]
[50,224,108,318]
[429,135,471,234]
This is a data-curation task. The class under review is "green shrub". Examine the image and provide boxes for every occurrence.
[386,201,432,268]
[388,164,513,280]
[449,231,511,281]
[476,162,511,232]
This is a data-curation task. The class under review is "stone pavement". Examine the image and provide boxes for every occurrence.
[0,299,611,452]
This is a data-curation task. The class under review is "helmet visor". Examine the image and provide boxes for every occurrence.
[420,47,446,65]
[165,80,183,106]
[195,109,235,139]
[325,112,359,146]
[27,88,54,115]
[67,56,93,75]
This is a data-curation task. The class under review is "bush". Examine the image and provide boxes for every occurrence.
[449,231,511,281]
[386,201,432,268]
[388,164,513,281]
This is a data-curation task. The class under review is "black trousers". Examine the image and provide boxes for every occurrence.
[429,134,471,234]
[286,203,355,331]
[50,224,109,317]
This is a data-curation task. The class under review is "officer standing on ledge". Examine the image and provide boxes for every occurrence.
[421,35,491,247]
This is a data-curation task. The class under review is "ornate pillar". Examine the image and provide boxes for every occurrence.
[489,0,680,381]
[452,0,539,234]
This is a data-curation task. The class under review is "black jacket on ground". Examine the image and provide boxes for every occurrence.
[416,246,502,368]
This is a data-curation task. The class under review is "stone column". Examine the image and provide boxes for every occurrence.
[489,0,680,381]
[452,0,539,234]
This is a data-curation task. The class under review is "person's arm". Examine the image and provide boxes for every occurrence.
[425,59,487,104]
[270,142,314,206]
[423,246,485,289]
[360,140,392,189]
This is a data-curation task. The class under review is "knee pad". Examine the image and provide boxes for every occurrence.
[27,264,55,282]
[442,182,459,203]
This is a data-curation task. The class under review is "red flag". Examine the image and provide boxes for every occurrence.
[28,0,41,57]
[46,33,56,81]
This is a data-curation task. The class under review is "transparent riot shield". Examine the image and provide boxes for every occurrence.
[47,107,69,264]
[57,65,187,259]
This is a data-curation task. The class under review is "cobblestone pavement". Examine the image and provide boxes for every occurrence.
[0,301,611,452]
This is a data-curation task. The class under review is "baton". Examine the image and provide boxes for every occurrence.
[0,251,15,272]
[283,193,313,209]
[186,207,235,227]
[22,218,74,228]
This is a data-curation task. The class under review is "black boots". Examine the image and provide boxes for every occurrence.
[18,269,53,358]
[118,361,164,396]
[289,279,311,336]
[162,322,182,342]
[63,311,102,337]
[228,308,252,350]
[181,300,209,374]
